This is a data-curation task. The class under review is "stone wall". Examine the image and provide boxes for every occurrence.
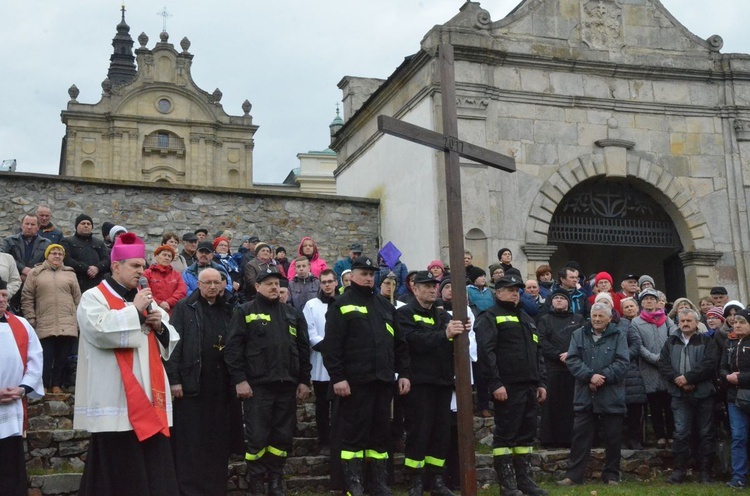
[0,172,380,260]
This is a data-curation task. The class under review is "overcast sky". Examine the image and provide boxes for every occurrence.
[1,0,748,183]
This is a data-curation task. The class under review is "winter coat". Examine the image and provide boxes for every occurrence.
[143,263,188,313]
[719,334,750,403]
[286,237,328,279]
[467,285,495,316]
[243,257,285,299]
[61,233,110,292]
[166,290,235,395]
[2,232,51,272]
[659,332,718,399]
[475,300,546,392]
[537,309,585,372]
[631,314,677,393]
[322,282,410,385]
[288,275,320,312]
[182,261,232,296]
[39,223,64,244]
[0,252,22,299]
[20,261,81,339]
[225,293,312,387]
[375,260,409,297]
[566,322,630,414]
[396,300,454,386]
[622,319,647,405]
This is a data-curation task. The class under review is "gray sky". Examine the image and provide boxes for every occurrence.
[1,1,748,183]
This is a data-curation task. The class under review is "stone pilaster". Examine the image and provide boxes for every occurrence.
[679,250,723,301]
[521,244,558,279]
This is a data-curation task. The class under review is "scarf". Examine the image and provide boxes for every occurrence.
[640,308,667,327]
[96,282,169,441]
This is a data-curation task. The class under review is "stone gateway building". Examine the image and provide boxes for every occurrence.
[332,0,750,302]
[60,8,257,188]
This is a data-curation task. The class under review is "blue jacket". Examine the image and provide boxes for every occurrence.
[182,261,232,295]
[375,260,409,297]
[467,285,494,314]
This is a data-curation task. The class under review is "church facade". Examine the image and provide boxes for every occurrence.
[332,0,750,302]
[60,9,257,188]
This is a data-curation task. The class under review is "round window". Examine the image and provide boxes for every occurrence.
[157,98,172,113]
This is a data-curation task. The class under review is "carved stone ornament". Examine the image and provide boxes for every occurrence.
[707,35,723,53]
[68,84,80,102]
[101,78,112,94]
[474,7,492,30]
[138,32,149,48]
[581,0,623,50]
[180,36,191,53]
[242,99,252,116]
[212,88,223,103]
[160,31,169,43]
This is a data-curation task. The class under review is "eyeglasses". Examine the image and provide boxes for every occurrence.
[320,280,336,285]
[199,281,223,286]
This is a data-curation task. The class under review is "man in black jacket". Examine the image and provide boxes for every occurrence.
[475,274,547,496]
[322,256,410,496]
[659,308,719,483]
[397,271,465,496]
[225,268,312,496]
[61,214,110,293]
[1,214,51,314]
[167,268,242,496]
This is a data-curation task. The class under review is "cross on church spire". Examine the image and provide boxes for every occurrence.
[121,3,126,21]
[157,6,172,32]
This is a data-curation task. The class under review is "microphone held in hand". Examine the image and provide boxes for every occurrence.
[138,277,159,312]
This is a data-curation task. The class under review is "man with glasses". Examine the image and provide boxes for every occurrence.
[167,268,242,495]
[302,269,338,456]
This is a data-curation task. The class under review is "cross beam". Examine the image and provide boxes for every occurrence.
[377,43,516,496]
[377,115,515,172]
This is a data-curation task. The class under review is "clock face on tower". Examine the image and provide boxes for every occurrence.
[157,98,172,113]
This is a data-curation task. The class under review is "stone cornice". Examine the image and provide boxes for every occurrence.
[679,250,723,266]
[521,243,558,261]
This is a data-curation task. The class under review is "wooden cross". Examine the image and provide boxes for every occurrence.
[378,43,516,496]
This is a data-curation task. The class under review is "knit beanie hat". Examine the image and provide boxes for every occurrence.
[706,307,725,323]
[101,221,115,238]
[212,236,230,251]
[724,300,746,318]
[595,292,614,307]
[638,274,655,289]
[44,243,65,259]
[75,214,93,229]
[428,260,444,271]
[594,272,613,286]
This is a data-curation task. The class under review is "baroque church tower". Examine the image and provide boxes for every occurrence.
[60,7,257,187]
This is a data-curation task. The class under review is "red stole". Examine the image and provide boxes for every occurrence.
[96,282,170,441]
[6,312,29,434]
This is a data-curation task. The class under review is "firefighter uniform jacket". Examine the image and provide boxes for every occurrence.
[322,282,409,385]
[475,300,546,393]
[396,300,454,386]
[225,293,312,387]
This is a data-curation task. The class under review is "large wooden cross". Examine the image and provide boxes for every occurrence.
[378,43,515,496]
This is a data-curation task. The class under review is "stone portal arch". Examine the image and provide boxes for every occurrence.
[523,153,721,300]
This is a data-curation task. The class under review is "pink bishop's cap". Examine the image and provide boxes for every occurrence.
[110,232,146,261]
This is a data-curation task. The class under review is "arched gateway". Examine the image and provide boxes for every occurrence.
[547,178,684,299]
[522,153,723,301]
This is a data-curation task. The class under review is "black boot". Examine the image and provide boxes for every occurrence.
[268,474,285,496]
[698,454,714,483]
[406,470,424,496]
[493,456,524,496]
[429,473,456,496]
[247,476,265,496]
[370,459,393,496]
[512,455,548,496]
[342,459,365,496]
[668,452,687,484]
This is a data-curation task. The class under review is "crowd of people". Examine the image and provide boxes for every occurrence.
[1,204,750,495]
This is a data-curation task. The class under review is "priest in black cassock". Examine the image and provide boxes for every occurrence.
[167,268,243,496]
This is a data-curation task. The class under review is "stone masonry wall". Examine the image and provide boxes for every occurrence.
[0,172,380,260]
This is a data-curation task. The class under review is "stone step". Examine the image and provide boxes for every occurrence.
[28,473,82,495]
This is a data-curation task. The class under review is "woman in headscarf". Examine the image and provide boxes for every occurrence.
[287,236,328,279]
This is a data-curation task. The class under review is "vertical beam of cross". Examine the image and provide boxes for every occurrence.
[438,43,477,496]
[157,6,172,32]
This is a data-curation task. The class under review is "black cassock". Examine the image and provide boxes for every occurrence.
[171,300,244,496]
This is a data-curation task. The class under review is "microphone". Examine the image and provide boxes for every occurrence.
[138,277,159,312]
